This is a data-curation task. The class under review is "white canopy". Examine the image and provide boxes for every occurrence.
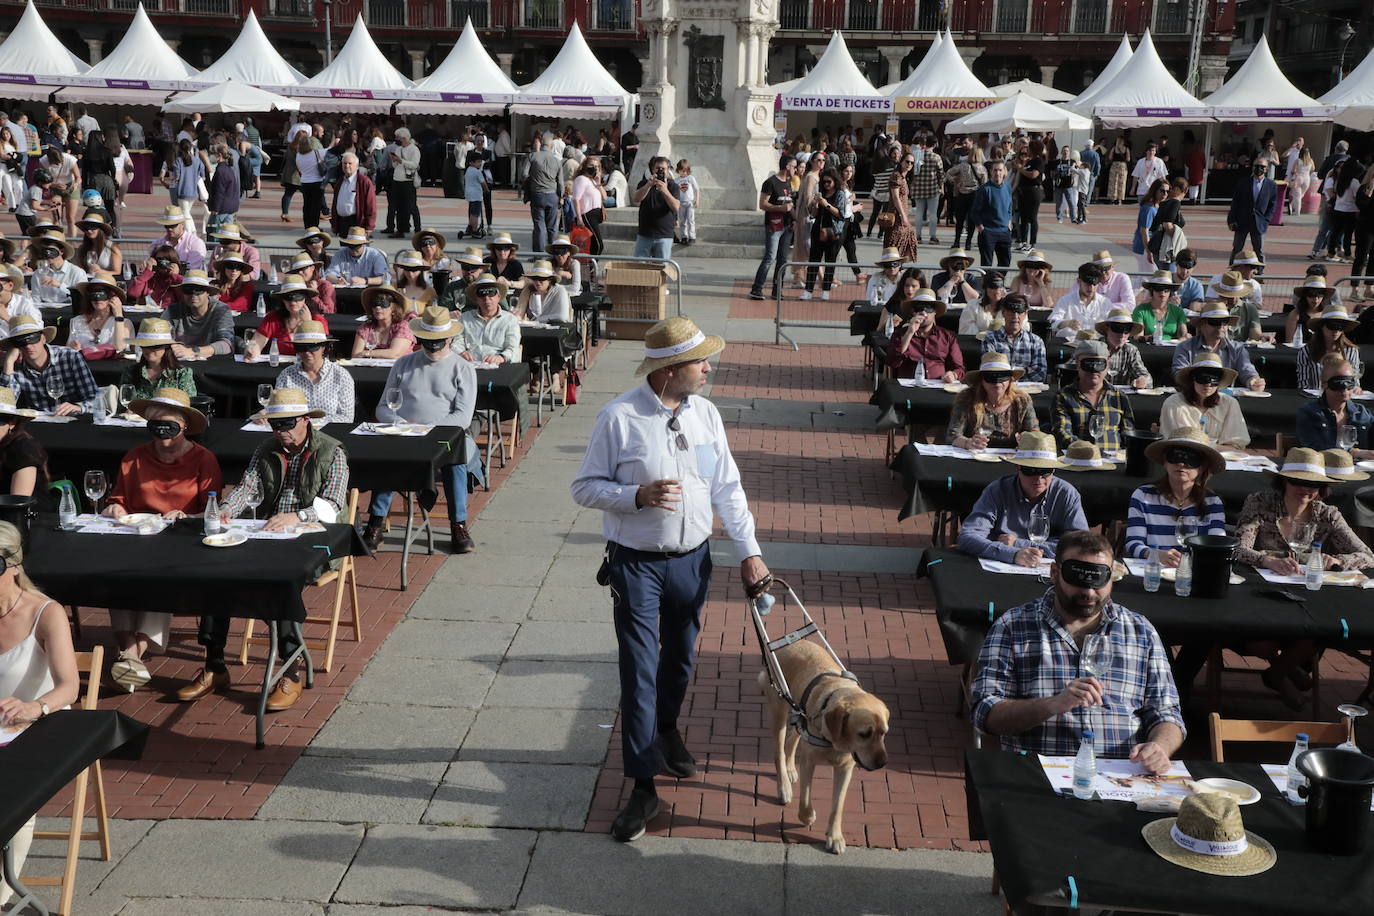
[993,79,1073,103]
[946,92,1092,134]
[1066,35,1134,115]
[0,1,88,99]
[888,31,994,117]
[781,31,890,113]
[191,10,307,90]
[512,22,631,116]
[1082,30,1212,126]
[163,80,300,114]
[295,16,414,112]
[399,19,520,114]
[1204,36,1337,121]
[56,3,198,105]
[1320,43,1374,131]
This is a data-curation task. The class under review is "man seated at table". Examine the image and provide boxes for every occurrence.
[437,247,488,311]
[1211,269,1264,343]
[323,226,388,288]
[970,529,1186,771]
[459,273,520,365]
[1052,340,1135,453]
[0,315,97,415]
[177,388,349,710]
[1296,354,1374,459]
[885,289,964,381]
[1094,308,1151,389]
[980,293,1046,383]
[1172,248,1204,311]
[364,304,483,554]
[930,248,981,305]
[1171,301,1265,391]
[1048,262,1111,340]
[1090,249,1135,312]
[162,269,235,360]
[957,431,1088,567]
[0,264,41,337]
[147,204,206,272]
[274,320,354,424]
[25,230,84,306]
[128,245,184,309]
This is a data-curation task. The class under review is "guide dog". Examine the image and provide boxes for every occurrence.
[757,639,890,854]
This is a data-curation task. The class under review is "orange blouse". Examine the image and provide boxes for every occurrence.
[108,441,224,515]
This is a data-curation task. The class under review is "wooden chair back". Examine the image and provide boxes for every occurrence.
[1208,712,1352,762]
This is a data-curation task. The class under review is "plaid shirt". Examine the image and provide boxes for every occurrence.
[275,361,356,424]
[1106,342,1152,388]
[981,328,1047,383]
[3,344,99,412]
[911,152,944,199]
[971,589,1185,757]
[1052,383,1135,451]
[222,434,349,523]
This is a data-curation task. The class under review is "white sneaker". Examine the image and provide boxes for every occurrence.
[111,651,151,692]
[799,290,812,300]
[821,290,830,300]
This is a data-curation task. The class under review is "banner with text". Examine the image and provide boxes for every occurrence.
[894,97,998,115]
[782,95,893,113]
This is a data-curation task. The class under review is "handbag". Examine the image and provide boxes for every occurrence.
[877,210,896,230]
[569,221,594,253]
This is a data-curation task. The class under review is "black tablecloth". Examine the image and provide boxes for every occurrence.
[965,748,1374,915]
[0,711,148,846]
[25,515,364,623]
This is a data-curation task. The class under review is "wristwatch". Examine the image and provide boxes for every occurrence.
[39,702,49,717]
[297,509,309,523]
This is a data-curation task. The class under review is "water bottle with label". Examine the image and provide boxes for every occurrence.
[255,293,267,318]
[913,358,926,385]
[58,483,77,530]
[92,390,107,425]
[1174,548,1192,597]
[1072,730,1097,800]
[268,262,278,285]
[203,491,222,536]
[1305,541,1323,591]
[1286,732,1309,804]
[1152,318,1164,346]
[268,337,280,368]
[1144,548,1162,592]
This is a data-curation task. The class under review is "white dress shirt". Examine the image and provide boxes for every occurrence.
[1048,291,1112,338]
[335,173,357,217]
[571,383,761,562]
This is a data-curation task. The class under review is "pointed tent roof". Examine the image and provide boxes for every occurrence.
[1082,30,1212,126]
[0,1,88,86]
[192,10,307,89]
[163,79,300,114]
[295,16,413,112]
[890,30,944,93]
[400,19,520,113]
[1322,43,1374,131]
[512,22,631,116]
[946,92,1093,134]
[1066,35,1134,115]
[993,79,1074,103]
[781,31,890,112]
[55,3,198,104]
[1204,36,1336,120]
[887,32,994,117]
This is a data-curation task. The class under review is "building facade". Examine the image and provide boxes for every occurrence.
[1230,0,1372,98]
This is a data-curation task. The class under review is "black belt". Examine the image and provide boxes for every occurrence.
[609,541,707,561]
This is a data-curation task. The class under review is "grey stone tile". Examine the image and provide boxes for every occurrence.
[541,554,601,587]
[347,657,497,708]
[431,549,554,586]
[484,659,621,709]
[528,586,613,622]
[458,706,615,765]
[480,487,581,524]
[506,620,617,662]
[406,584,538,622]
[554,530,607,557]
[333,825,534,910]
[120,902,324,916]
[784,844,1000,916]
[101,821,363,901]
[376,618,518,662]
[423,761,597,829]
[257,757,447,824]
[19,819,154,915]
[305,703,476,762]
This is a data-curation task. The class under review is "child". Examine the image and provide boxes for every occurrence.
[1072,156,1093,225]
[460,150,488,240]
[675,159,699,245]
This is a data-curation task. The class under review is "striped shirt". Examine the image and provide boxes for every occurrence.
[1124,484,1227,559]
[1296,344,1361,391]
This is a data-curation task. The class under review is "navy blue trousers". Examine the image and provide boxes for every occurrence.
[609,542,712,780]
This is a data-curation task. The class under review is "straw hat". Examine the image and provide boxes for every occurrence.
[26,230,73,262]
[1265,447,1338,486]
[287,251,322,272]
[130,386,208,435]
[214,253,251,274]
[25,219,59,237]
[487,230,517,249]
[524,259,556,280]
[1095,307,1144,338]
[940,248,974,270]
[635,316,725,376]
[409,304,463,341]
[75,211,112,234]
[1229,248,1264,268]
[1144,426,1225,475]
[173,269,215,292]
[1017,249,1053,271]
[1308,304,1355,333]
[130,317,176,349]
[1190,301,1240,327]
[211,222,253,243]
[455,247,486,268]
[874,247,903,266]
[898,288,946,319]
[546,234,577,254]
[1090,249,1114,268]
[155,205,188,226]
[296,226,333,248]
[963,350,1025,386]
[1,315,55,346]
[1292,276,1335,302]
[1061,441,1115,471]
[338,227,370,247]
[467,272,508,300]
[1142,793,1275,877]
[251,387,325,422]
[1322,448,1370,482]
[0,388,38,420]
[1141,269,1179,291]
[393,248,426,269]
[1002,431,1068,470]
[1211,270,1254,299]
[1173,352,1238,390]
[360,284,405,312]
[74,272,123,301]
[411,228,446,250]
[0,264,23,286]
[290,319,335,346]
[271,274,319,302]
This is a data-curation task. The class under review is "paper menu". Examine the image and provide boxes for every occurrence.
[979,557,1050,576]
[1039,755,1195,802]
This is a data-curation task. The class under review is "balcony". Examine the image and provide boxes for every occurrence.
[523,0,561,28]
[848,0,879,30]
[21,0,238,12]
[450,0,487,26]
[1074,0,1108,34]
[996,0,1029,32]
[267,0,313,17]
[591,0,634,31]
[1153,0,1189,33]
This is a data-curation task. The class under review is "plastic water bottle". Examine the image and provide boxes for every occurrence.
[268,337,280,368]
[92,391,107,424]
[1174,548,1192,597]
[203,492,222,536]
[1152,320,1164,346]
[913,358,926,385]
[1144,548,1162,592]
[1286,732,1310,805]
[255,293,267,318]
[531,293,543,320]
[58,483,77,530]
[122,261,132,282]
[1072,731,1097,800]
[1293,323,1304,348]
[1305,541,1323,591]
[268,262,278,285]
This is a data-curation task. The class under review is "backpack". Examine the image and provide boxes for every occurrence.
[237,152,254,189]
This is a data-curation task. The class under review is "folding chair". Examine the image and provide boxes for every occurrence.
[239,489,362,672]
[28,646,111,916]
[1208,711,1350,761]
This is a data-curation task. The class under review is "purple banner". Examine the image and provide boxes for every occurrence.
[439,92,483,103]
[1135,108,1182,117]
[329,89,375,99]
[0,74,36,84]
[106,79,151,90]
[1256,108,1304,118]
[552,95,596,105]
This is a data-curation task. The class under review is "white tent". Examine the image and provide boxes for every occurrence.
[780,31,890,113]
[1081,30,1212,126]
[1065,35,1134,115]
[399,19,520,114]
[0,1,88,99]
[55,3,198,105]
[163,80,300,114]
[946,92,1092,134]
[1204,36,1337,121]
[888,30,943,96]
[1320,43,1374,131]
[887,31,994,118]
[512,22,631,117]
[190,10,307,91]
[993,79,1073,103]
[294,16,414,112]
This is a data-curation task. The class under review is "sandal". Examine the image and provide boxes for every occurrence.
[110,651,151,692]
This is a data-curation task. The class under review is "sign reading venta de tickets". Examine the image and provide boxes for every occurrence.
[893,97,997,115]
[782,95,893,113]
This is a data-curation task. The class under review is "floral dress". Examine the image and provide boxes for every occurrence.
[884,172,919,263]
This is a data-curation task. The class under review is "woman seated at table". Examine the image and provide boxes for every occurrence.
[73,210,122,277]
[484,231,524,290]
[0,388,47,497]
[1211,270,1263,342]
[296,226,331,268]
[946,351,1038,450]
[1160,353,1249,448]
[1094,308,1152,389]
[214,253,254,313]
[208,222,260,281]
[1131,269,1188,341]
[412,228,450,273]
[517,260,572,324]
[1234,448,1374,707]
[0,520,79,911]
[1296,355,1373,458]
[882,267,926,320]
[957,271,1006,336]
[68,273,128,355]
[865,248,903,307]
[127,245,183,309]
[118,318,196,400]
[1296,304,1362,391]
[354,285,417,359]
[885,290,963,382]
[244,275,329,359]
[1125,427,1226,565]
[546,234,583,297]
[0,263,40,336]
[1009,250,1053,309]
[101,388,221,690]
[273,320,354,424]
[1285,275,1335,344]
[392,249,434,313]
[286,250,336,315]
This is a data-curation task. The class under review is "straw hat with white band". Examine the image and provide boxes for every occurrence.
[898,287,946,319]
[1001,431,1068,470]
[1229,248,1264,268]
[296,227,333,249]
[1189,301,1240,327]
[411,228,446,251]
[129,386,208,435]
[964,350,1025,386]
[525,259,556,280]
[25,219,58,238]
[546,234,577,255]
[1308,303,1355,333]
[1142,793,1275,877]
[409,304,464,341]
[455,247,486,268]
[252,387,325,422]
[361,284,405,312]
[212,222,253,243]
[1293,275,1335,303]
[1210,270,1254,300]
[635,317,725,376]
[339,227,370,248]
[131,318,176,349]
[0,388,38,420]
[1144,426,1226,475]
[940,248,974,270]
[874,247,903,266]
[1090,249,1114,268]
[1321,448,1370,482]
[393,249,426,270]
[155,205,188,226]
[76,211,113,234]
[287,251,322,272]
[0,264,23,286]
[468,272,508,299]
[214,253,251,274]
[290,319,335,346]
[1017,249,1053,271]
[1061,441,1115,471]
[2,315,56,346]
[27,230,73,262]
[1173,352,1238,390]
[1095,307,1144,338]
[1141,269,1179,291]
[272,274,320,302]
[487,231,517,250]
[74,272,123,302]
[173,269,215,293]
[1264,447,1340,486]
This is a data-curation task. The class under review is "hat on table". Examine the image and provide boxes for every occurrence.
[409,304,464,341]
[1141,269,1179,291]
[1264,447,1339,486]
[1229,248,1264,268]
[546,234,577,255]
[524,259,556,280]
[1002,431,1068,470]
[361,284,406,312]
[271,274,320,301]
[1095,307,1144,338]
[296,227,333,249]
[0,388,38,420]
[1308,304,1355,333]
[74,272,123,301]
[455,247,486,268]
[1173,351,1238,390]
[26,230,73,262]
[1,315,55,347]
[290,319,334,346]
[130,317,176,349]
[487,230,517,249]
[393,249,426,270]
[635,316,725,376]
[1322,448,1369,482]
[874,247,904,266]
[1144,426,1225,475]
[1017,249,1053,271]
[1061,441,1114,471]
[940,248,974,270]
[339,227,370,248]
[964,350,1024,386]
[1090,249,1114,268]
[1292,276,1335,302]
[173,269,215,292]
[1189,301,1241,327]
[1142,793,1275,877]
[155,205,189,226]
[130,386,208,435]
[411,228,446,250]
[252,387,325,422]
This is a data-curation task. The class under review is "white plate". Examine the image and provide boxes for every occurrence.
[118,513,159,527]
[202,531,248,548]
[970,451,1001,462]
[1194,777,1261,805]
[1358,460,1374,473]
[1234,390,1272,398]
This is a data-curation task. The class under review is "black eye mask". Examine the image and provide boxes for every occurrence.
[148,419,182,440]
[1079,358,1107,373]
[1060,559,1112,589]
[1328,375,1358,391]
[419,338,447,353]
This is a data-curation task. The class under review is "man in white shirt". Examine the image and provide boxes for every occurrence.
[1131,144,1168,201]
[1049,263,1112,339]
[572,317,770,844]
[73,105,99,138]
[285,116,311,145]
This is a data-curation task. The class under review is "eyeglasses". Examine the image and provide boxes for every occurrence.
[1328,375,1359,391]
[667,415,688,451]
[267,416,299,432]
[1192,371,1224,386]
[1164,447,1205,468]
[1018,467,1055,478]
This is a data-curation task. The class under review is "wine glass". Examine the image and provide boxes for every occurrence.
[1087,413,1104,444]
[1175,516,1197,552]
[245,488,263,522]
[256,384,273,409]
[1336,704,1367,751]
[1081,632,1111,751]
[1285,521,1314,565]
[83,469,106,516]
[118,383,135,418]
[972,421,994,452]
[385,386,403,414]
[1028,507,1050,553]
[243,328,256,355]
[44,376,62,409]
[1337,423,1357,451]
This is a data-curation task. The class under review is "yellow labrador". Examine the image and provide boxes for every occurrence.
[757,639,890,854]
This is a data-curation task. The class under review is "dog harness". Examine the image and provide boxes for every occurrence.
[791,670,861,749]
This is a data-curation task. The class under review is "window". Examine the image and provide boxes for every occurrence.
[1073,0,1108,33]
[450,0,488,27]
[996,0,1029,33]
[848,0,879,30]
[525,0,561,28]
[594,0,634,30]
[780,0,808,29]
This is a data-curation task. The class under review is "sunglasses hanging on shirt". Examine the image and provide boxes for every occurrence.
[667,415,688,452]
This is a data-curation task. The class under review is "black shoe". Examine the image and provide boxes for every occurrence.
[611,787,660,842]
[747,291,765,301]
[362,517,386,552]
[450,521,475,554]
[656,728,697,778]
